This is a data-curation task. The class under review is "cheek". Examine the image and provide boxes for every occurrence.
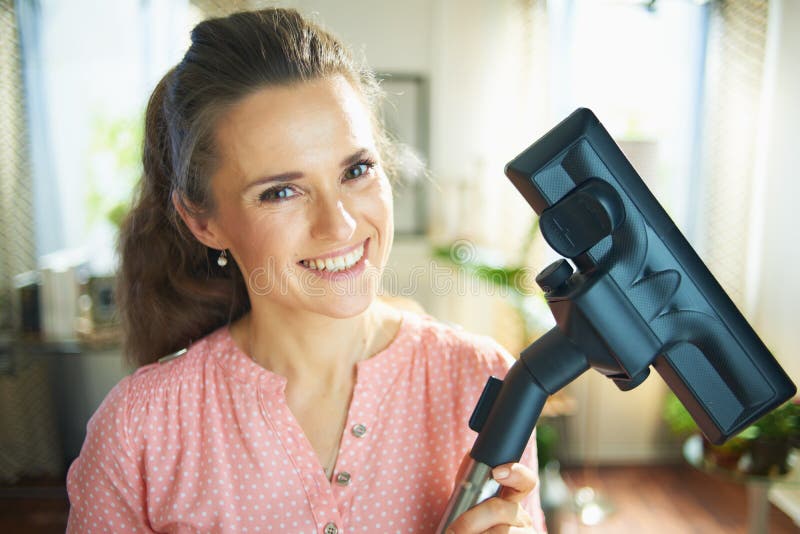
[224,211,299,273]
[357,179,394,265]
[379,181,395,239]
[358,177,394,228]
[381,180,394,220]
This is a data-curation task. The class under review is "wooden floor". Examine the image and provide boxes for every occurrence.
[0,465,797,533]
[0,477,68,534]
[556,464,798,534]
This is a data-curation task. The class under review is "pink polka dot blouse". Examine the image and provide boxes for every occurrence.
[66,310,545,533]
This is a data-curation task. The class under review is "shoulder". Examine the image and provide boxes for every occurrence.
[92,327,230,439]
[401,310,515,378]
[125,329,220,395]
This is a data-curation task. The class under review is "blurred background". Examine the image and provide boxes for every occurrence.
[1,0,798,532]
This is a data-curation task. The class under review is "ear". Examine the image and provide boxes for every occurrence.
[171,191,227,250]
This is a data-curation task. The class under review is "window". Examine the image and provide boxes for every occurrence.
[20,0,199,271]
[548,0,708,233]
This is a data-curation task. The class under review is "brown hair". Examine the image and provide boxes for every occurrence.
[117,8,385,366]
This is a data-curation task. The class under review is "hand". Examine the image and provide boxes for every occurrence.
[446,453,540,534]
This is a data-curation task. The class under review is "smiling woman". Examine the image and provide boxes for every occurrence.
[65,7,545,534]
[115,9,392,366]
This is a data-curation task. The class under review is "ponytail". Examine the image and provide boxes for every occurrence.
[116,71,249,367]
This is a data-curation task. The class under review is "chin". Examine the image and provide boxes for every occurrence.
[318,295,375,319]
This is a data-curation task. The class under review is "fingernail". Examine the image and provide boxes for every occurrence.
[493,466,510,480]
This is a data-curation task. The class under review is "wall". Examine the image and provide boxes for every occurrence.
[279,0,434,74]
[52,349,133,460]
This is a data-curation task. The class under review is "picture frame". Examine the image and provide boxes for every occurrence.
[376,73,429,235]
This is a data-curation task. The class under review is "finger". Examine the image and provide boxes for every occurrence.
[446,497,530,534]
[492,463,538,503]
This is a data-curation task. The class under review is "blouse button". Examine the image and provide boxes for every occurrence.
[335,471,351,486]
[323,522,339,534]
[351,423,367,437]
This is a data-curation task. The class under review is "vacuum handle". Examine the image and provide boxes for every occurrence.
[436,328,590,532]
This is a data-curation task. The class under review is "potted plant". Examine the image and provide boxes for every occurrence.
[662,392,754,469]
[744,398,800,476]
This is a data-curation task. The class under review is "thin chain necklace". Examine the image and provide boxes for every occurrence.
[323,448,338,480]
[244,333,347,481]
[321,403,349,481]
[242,309,392,481]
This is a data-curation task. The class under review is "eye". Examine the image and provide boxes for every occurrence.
[258,185,297,203]
[344,159,376,181]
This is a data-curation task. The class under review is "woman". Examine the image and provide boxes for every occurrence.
[66,8,545,533]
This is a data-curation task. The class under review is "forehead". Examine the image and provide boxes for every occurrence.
[213,76,376,181]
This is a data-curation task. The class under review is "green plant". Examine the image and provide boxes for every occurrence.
[663,391,752,461]
[85,108,144,231]
[432,217,545,344]
[743,399,800,476]
[536,421,559,467]
[662,391,698,438]
[749,399,800,444]
[664,392,800,474]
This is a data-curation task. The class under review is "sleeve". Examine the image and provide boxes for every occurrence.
[482,338,548,533]
[66,375,155,533]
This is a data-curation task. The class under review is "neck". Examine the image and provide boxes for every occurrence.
[234,299,398,387]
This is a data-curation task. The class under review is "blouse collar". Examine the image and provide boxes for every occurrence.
[211,309,417,393]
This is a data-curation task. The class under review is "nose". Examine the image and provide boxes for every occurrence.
[309,194,357,242]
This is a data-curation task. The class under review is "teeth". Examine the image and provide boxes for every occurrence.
[301,243,364,272]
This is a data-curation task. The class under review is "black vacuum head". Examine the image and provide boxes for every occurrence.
[505,108,796,444]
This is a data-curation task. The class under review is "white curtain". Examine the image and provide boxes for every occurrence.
[1,0,36,330]
[742,0,800,517]
[17,0,191,270]
[746,1,800,381]
[1,0,191,483]
[696,0,799,392]
[697,0,770,309]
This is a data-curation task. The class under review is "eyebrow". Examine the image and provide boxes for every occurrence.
[242,148,375,193]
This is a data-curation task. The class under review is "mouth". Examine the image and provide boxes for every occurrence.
[298,238,369,273]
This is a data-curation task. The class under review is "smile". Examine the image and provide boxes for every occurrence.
[299,240,366,273]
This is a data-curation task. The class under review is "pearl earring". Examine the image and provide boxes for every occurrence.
[217,249,228,267]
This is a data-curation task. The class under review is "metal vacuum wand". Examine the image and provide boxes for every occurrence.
[436,459,494,529]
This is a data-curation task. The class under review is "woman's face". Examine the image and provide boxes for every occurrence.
[206,75,394,318]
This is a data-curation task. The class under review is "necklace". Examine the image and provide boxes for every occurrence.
[321,417,346,481]
[240,307,400,481]
[323,448,338,480]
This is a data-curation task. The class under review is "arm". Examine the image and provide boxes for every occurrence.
[66,376,155,533]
